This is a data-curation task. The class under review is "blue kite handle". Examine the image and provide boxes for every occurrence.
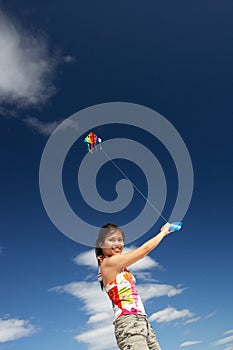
[169,222,183,231]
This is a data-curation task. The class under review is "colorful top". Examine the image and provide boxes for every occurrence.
[98,255,146,320]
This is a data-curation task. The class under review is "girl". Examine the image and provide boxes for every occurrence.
[95,222,174,350]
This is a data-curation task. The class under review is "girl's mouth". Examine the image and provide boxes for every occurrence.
[113,248,121,253]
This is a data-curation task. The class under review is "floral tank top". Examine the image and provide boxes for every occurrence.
[98,256,146,320]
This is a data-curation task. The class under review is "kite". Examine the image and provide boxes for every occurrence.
[84,131,102,153]
[169,222,183,231]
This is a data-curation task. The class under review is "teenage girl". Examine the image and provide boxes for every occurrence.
[95,222,174,349]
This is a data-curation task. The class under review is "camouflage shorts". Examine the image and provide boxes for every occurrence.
[114,314,161,350]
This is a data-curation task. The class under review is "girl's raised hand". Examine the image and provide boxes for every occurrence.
[160,223,174,236]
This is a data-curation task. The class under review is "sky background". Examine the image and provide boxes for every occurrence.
[0,0,233,350]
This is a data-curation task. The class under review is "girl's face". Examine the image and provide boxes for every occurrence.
[101,229,124,256]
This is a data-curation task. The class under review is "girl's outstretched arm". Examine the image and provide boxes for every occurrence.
[101,223,173,277]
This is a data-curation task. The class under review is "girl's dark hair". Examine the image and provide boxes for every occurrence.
[95,223,125,290]
[95,223,125,258]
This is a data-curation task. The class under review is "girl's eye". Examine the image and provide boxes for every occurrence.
[108,237,123,243]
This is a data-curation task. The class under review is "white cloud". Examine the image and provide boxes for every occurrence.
[23,116,79,136]
[132,271,158,282]
[87,312,110,324]
[128,251,161,272]
[223,346,233,350]
[74,324,117,350]
[0,317,38,343]
[23,116,63,136]
[138,284,184,301]
[183,317,201,325]
[212,335,233,346]
[0,8,57,109]
[73,250,97,268]
[225,330,233,335]
[204,311,216,319]
[50,281,112,316]
[149,306,194,323]
[182,311,214,325]
[180,340,202,347]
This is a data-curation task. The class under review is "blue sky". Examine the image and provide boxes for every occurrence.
[0,0,233,349]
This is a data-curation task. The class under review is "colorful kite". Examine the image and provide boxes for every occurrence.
[84,131,102,153]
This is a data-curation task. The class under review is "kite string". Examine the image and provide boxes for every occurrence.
[101,148,168,223]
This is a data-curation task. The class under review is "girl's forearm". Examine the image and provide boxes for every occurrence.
[140,231,166,255]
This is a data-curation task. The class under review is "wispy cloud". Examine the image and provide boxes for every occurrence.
[149,306,194,323]
[138,284,184,301]
[132,271,158,282]
[222,345,233,350]
[180,340,202,347]
[0,8,57,109]
[23,116,79,136]
[87,312,110,325]
[73,249,97,269]
[182,310,215,325]
[0,317,38,343]
[23,117,63,136]
[204,311,216,319]
[0,106,19,118]
[222,344,233,350]
[74,324,117,350]
[212,335,233,346]
[183,317,201,325]
[225,330,233,335]
[50,281,112,316]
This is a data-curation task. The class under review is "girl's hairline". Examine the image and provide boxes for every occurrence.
[100,229,125,239]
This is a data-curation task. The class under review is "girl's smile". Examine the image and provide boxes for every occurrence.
[101,230,124,256]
